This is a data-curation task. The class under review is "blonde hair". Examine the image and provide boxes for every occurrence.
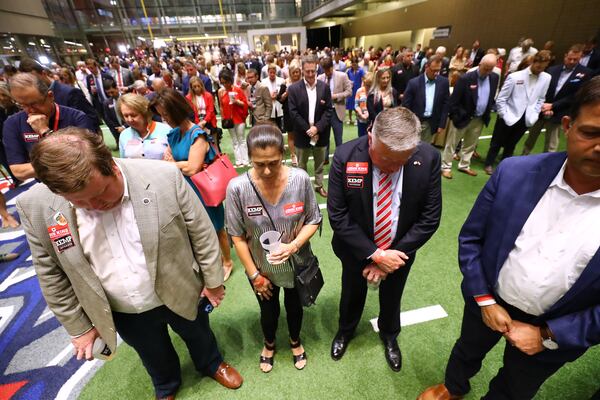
[369,67,392,103]
[116,93,152,122]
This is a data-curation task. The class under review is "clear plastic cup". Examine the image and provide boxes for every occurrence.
[260,230,282,264]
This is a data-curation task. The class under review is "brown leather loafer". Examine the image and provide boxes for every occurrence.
[316,187,328,198]
[212,362,243,389]
[417,384,463,400]
[441,170,453,179]
[457,168,477,177]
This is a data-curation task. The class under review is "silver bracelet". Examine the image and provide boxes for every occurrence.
[248,270,260,281]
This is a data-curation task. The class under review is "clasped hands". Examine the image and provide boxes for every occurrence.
[363,249,409,285]
[481,303,544,355]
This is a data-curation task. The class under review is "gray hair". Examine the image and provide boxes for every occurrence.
[9,72,49,96]
[371,107,421,152]
[132,80,146,91]
[301,55,318,68]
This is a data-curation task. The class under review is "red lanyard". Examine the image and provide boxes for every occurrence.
[52,104,60,132]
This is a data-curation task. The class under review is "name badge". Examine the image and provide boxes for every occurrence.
[516,80,524,85]
[246,205,263,217]
[47,212,75,253]
[23,132,40,142]
[346,175,364,188]
[283,202,304,216]
[346,162,369,174]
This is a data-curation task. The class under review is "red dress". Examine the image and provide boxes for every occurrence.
[219,86,249,125]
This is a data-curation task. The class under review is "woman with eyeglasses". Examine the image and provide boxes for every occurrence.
[225,123,321,373]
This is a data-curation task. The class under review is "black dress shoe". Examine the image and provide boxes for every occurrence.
[331,333,351,361]
[382,337,402,372]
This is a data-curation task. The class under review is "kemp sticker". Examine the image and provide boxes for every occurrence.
[48,214,75,253]
[246,205,263,217]
[23,132,40,142]
[346,162,368,174]
[346,175,364,188]
[283,202,304,216]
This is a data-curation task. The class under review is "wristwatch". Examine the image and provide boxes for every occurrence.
[540,324,558,350]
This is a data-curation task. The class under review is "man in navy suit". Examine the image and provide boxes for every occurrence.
[85,58,114,124]
[182,61,212,96]
[523,45,592,155]
[418,76,600,400]
[18,58,100,131]
[402,55,450,143]
[328,107,441,372]
[288,55,333,198]
[441,54,499,178]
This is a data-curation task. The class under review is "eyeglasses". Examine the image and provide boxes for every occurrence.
[15,91,49,109]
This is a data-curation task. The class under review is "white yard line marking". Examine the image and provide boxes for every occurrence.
[55,358,102,400]
[370,304,448,332]
[47,343,75,367]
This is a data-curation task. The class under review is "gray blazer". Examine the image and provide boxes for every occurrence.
[16,158,223,353]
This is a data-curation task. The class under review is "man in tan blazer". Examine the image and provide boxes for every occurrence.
[246,68,272,125]
[16,128,242,399]
[318,57,352,161]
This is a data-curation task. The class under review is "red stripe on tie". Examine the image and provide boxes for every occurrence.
[374,219,392,238]
[377,236,392,249]
[377,190,392,208]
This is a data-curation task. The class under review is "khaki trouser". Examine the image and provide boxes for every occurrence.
[522,119,562,155]
[297,145,327,189]
[441,118,484,171]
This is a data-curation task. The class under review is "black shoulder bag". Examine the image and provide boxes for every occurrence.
[246,172,324,307]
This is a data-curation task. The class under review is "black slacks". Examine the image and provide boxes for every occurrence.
[338,258,414,341]
[250,279,304,343]
[445,299,568,400]
[484,115,528,167]
[113,303,223,398]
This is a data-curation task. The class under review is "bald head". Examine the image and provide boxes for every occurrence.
[478,54,497,77]
[152,78,166,91]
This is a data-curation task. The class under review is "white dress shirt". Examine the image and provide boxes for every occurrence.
[372,166,404,243]
[496,162,600,316]
[76,165,163,314]
[305,79,317,125]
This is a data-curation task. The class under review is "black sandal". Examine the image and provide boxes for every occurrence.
[290,339,307,370]
[259,341,275,373]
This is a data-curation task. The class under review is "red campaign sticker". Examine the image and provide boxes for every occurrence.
[346,175,364,189]
[246,205,263,217]
[283,202,304,216]
[346,162,368,174]
[48,222,75,253]
[23,132,40,142]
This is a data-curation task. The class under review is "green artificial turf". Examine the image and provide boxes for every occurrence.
[82,117,600,399]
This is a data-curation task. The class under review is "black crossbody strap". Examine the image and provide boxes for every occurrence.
[246,172,277,230]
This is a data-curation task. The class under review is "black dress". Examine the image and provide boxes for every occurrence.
[277,83,294,133]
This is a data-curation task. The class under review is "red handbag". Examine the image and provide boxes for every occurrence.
[190,142,238,207]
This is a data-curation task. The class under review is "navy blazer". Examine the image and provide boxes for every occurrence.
[182,73,213,96]
[51,80,100,129]
[85,72,115,114]
[449,70,499,129]
[327,136,441,266]
[287,80,332,148]
[102,98,123,139]
[544,63,592,123]
[459,152,600,362]
[402,74,450,132]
